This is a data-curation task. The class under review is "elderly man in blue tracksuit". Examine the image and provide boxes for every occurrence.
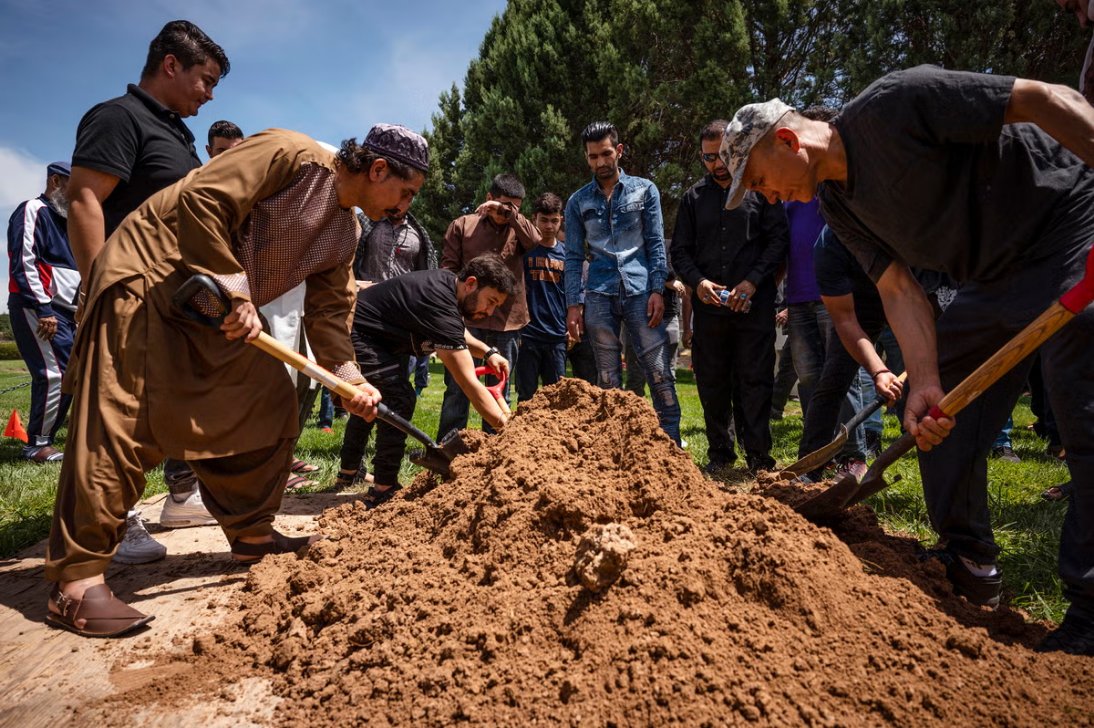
[6,161,80,463]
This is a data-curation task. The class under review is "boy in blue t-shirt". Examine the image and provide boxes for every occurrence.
[516,192,568,401]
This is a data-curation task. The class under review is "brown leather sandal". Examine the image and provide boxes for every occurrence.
[231,530,317,564]
[45,584,154,638]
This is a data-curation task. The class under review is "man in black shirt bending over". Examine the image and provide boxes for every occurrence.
[341,253,514,507]
[722,65,1094,654]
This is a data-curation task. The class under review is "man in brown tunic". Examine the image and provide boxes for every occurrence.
[45,124,430,637]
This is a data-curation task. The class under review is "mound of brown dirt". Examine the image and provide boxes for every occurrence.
[103,379,1093,726]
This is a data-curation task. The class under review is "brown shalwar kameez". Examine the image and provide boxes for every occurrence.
[46,129,363,582]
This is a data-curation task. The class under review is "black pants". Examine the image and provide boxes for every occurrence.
[798,309,886,461]
[339,342,416,486]
[692,306,775,466]
[918,240,1094,614]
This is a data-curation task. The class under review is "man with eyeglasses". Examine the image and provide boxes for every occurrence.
[671,119,789,474]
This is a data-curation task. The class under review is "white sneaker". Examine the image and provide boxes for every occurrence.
[160,488,217,528]
[115,510,167,564]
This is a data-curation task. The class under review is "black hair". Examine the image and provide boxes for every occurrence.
[489,173,525,200]
[141,20,230,80]
[699,119,729,146]
[532,192,563,216]
[207,120,243,147]
[581,121,619,147]
[458,253,517,297]
[336,138,418,180]
[800,105,839,122]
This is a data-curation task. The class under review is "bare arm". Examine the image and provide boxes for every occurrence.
[437,348,508,430]
[66,166,120,281]
[1005,79,1094,167]
[822,293,902,401]
[875,262,952,449]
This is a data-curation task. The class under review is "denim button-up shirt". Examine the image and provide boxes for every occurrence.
[563,170,667,307]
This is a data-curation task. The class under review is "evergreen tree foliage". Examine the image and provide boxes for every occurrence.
[415,0,1087,242]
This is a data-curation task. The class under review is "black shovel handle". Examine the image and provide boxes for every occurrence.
[172,273,230,327]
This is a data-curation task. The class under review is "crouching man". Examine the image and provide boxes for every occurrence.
[46,123,430,637]
[337,253,515,504]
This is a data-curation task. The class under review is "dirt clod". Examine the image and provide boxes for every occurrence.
[572,522,636,592]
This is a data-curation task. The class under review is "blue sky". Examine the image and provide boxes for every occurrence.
[0,0,506,291]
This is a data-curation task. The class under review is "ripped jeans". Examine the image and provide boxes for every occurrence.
[583,288,681,445]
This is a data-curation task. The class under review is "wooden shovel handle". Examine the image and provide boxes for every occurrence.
[929,301,1075,419]
[249,331,362,401]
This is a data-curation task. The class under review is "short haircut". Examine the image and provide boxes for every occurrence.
[458,253,517,297]
[581,121,619,147]
[489,173,525,200]
[532,192,563,216]
[337,138,418,180]
[207,120,243,147]
[800,105,839,122]
[699,119,729,145]
[141,20,230,80]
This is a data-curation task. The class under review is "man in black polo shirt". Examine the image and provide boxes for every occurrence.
[341,253,515,507]
[671,119,789,475]
[723,65,1094,653]
[66,19,230,560]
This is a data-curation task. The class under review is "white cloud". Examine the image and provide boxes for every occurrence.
[0,145,45,214]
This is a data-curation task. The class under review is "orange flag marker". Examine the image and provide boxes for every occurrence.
[4,409,28,443]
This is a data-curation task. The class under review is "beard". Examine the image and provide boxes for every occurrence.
[711,168,731,181]
[595,163,617,179]
[458,289,484,320]
[48,188,69,218]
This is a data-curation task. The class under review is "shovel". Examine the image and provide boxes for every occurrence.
[781,371,908,478]
[796,243,1094,521]
[171,274,468,478]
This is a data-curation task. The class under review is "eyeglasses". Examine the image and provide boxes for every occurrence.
[700,152,720,163]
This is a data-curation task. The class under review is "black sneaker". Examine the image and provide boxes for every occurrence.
[921,548,1002,607]
[1036,609,1094,656]
[990,445,1021,463]
[702,459,734,476]
[745,455,776,474]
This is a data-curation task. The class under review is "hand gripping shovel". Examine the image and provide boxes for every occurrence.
[796,244,1094,522]
[171,274,467,478]
[781,371,908,478]
[475,365,510,415]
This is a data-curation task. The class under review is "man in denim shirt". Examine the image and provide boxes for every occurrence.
[563,121,681,444]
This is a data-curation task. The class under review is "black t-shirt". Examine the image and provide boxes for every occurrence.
[819,65,1094,285]
[352,269,467,356]
[72,84,202,235]
[813,227,885,323]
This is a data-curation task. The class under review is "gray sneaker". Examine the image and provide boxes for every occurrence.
[115,510,167,564]
[160,488,217,528]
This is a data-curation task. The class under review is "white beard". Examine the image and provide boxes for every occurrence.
[47,188,69,219]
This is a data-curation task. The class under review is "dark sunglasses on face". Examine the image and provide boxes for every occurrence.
[701,152,720,163]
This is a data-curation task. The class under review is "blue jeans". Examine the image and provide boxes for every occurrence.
[316,388,334,429]
[583,289,681,444]
[408,355,430,392]
[515,338,567,402]
[788,301,832,419]
[992,416,1014,450]
[437,327,520,441]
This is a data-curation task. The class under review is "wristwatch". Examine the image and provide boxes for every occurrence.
[483,347,500,362]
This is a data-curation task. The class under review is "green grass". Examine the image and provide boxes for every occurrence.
[0,358,1071,622]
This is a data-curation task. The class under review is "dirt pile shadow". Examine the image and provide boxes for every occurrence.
[97,379,1093,726]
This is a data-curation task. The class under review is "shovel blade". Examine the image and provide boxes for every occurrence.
[408,430,473,479]
[780,425,849,478]
[794,472,866,521]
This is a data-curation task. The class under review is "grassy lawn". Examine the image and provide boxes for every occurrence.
[0,358,1071,622]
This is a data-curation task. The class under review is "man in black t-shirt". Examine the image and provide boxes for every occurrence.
[722,65,1094,653]
[66,20,230,557]
[339,254,515,507]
